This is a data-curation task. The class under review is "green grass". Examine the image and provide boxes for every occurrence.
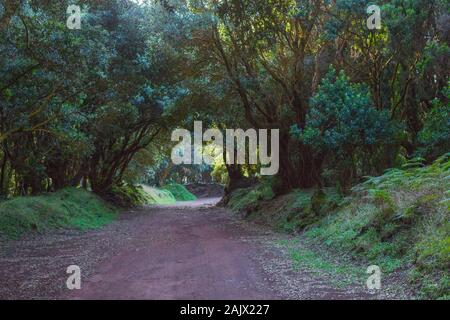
[111,184,176,206]
[305,155,450,299]
[227,180,275,213]
[275,188,341,233]
[227,182,340,233]
[138,185,176,204]
[278,238,365,288]
[0,183,183,240]
[162,184,197,201]
[0,188,118,239]
[227,154,450,299]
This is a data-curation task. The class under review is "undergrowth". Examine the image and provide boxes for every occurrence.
[228,182,340,233]
[227,154,450,299]
[305,154,449,299]
[109,184,176,207]
[227,180,275,213]
[0,183,184,240]
[0,188,118,239]
[162,184,197,201]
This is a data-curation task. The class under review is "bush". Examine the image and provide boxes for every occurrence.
[227,180,341,234]
[418,84,450,160]
[291,67,401,189]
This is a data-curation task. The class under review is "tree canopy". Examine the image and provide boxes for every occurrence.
[0,0,448,197]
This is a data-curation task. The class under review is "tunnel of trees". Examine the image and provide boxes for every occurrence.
[0,0,448,200]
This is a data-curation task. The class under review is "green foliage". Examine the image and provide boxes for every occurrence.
[292,68,395,153]
[227,180,275,213]
[228,154,449,298]
[2,0,448,198]
[110,184,176,207]
[0,188,117,239]
[275,189,342,233]
[110,184,154,208]
[141,186,176,205]
[228,186,341,234]
[305,155,450,299]
[0,1,168,196]
[291,68,401,189]
[162,184,197,202]
[418,84,450,160]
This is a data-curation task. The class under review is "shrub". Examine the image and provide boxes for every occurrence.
[418,84,450,160]
[291,67,401,189]
[227,180,275,213]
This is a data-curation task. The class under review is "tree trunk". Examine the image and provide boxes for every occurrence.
[297,144,319,189]
[274,135,297,195]
[218,164,256,206]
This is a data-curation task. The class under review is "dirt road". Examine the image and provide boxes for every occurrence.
[0,199,407,300]
[66,199,279,300]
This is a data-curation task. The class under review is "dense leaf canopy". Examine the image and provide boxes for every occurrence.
[0,0,448,197]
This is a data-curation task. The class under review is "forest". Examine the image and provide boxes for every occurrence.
[0,0,449,300]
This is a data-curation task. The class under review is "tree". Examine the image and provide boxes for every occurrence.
[418,83,450,160]
[292,68,400,190]
[0,0,169,196]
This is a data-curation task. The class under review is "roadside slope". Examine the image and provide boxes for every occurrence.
[226,155,450,299]
[0,199,399,300]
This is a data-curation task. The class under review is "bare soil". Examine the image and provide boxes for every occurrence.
[0,199,410,300]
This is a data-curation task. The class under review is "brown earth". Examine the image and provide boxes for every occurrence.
[0,199,410,300]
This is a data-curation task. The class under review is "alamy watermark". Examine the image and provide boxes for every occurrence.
[171,122,280,176]
[366,265,382,291]
[367,5,382,30]
[66,4,381,31]
[67,5,81,30]
[66,265,81,290]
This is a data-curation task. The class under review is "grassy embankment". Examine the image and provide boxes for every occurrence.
[227,155,450,299]
[111,183,196,205]
[162,184,197,201]
[0,183,196,240]
[0,188,117,239]
[111,184,176,206]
